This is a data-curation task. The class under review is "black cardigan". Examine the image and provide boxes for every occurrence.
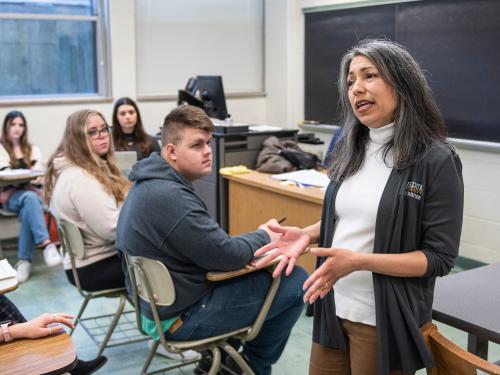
[306,142,464,374]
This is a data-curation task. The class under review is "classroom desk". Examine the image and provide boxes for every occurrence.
[0,277,18,294]
[432,262,500,360]
[0,171,43,187]
[0,332,77,375]
[223,170,325,274]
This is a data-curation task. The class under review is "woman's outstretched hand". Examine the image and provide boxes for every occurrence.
[254,224,312,278]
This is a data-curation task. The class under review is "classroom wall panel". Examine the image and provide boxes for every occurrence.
[456,146,500,263]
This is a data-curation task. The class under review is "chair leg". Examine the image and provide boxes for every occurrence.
[97,293,126,356]
[208,346,222,375]
[71,295,91,336]
[221,342,255,375]
[141,339,159,375]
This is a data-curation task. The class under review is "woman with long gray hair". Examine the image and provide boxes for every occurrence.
[254,39,464,374]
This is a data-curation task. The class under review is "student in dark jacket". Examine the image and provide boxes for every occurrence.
[116,105,307,375]
[254,39,464,375]
[111,97,160,160]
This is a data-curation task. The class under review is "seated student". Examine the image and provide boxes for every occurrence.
[44,109,130,291]
[116,105,308,375]
[0,110,62,283]
[43,109,200,362]
[112,97,161,161]
[0,294,106,374]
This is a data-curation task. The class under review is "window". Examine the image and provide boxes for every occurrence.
[0,0,110,100]
[135,0,264,98]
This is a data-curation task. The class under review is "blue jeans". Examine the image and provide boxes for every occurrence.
[166,268,307,375]
[6,190,50,261]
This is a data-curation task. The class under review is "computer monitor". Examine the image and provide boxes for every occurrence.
[196,75,228,120]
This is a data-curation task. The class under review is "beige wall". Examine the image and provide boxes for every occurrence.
[456,147,500,263]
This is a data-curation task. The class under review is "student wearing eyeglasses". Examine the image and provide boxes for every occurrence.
[43,110,130,291]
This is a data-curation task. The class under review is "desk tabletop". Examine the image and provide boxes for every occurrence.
[223,170,325,205]
[0,332,77,375]
[432,262,500,345]
[0,171,43,187]
[0,277,18,294]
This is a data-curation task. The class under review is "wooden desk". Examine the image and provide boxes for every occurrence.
[432,262,500,360]
[224,171,326,274]
[0,332,77,375]
[0,277,18,294]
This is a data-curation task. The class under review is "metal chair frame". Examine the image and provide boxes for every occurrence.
[126,254,281,375]
[57,218,146,356]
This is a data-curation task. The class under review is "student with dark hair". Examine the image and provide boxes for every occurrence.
[0,110,62,283]
[116,105,307,375]
[255,39,464,375]
[111,97,160,160]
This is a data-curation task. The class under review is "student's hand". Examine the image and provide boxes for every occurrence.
[302,247,359,304]
[258,218,281,243]
[254,224,312,278]
[9,313,75,340]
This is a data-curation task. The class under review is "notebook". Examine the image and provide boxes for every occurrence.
[0,259,16,280]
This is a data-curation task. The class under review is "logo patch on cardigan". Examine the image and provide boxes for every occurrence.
[405,181,423,201]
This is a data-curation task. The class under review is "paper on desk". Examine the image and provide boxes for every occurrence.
[0,259,16,280]
[249,125,283,132]
[271,169,330,188]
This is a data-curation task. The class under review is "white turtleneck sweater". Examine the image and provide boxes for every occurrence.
[332,123,394,326]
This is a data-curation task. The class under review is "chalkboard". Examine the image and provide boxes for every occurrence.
[304,0,500,143]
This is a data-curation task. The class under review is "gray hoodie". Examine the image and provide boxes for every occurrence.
[116,153,270,319]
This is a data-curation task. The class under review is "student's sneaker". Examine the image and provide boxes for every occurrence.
[15,260,31,283]
[43,243,62,266]
[148,339,201,361]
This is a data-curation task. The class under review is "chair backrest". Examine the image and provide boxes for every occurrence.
[58,219,85,260]
[128,255,175,306]
[422,322,500,375]
[56,218,86,295]
[125,255,176,341]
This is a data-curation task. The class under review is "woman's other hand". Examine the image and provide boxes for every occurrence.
[303,247,359,304]
[9,313,75,340]
[254,224,312,278]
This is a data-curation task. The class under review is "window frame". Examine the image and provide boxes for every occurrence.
[0,0,112,105]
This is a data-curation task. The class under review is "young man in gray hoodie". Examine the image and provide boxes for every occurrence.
[116,105,307,375]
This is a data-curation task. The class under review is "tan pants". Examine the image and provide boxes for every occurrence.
[309,319,413,375]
